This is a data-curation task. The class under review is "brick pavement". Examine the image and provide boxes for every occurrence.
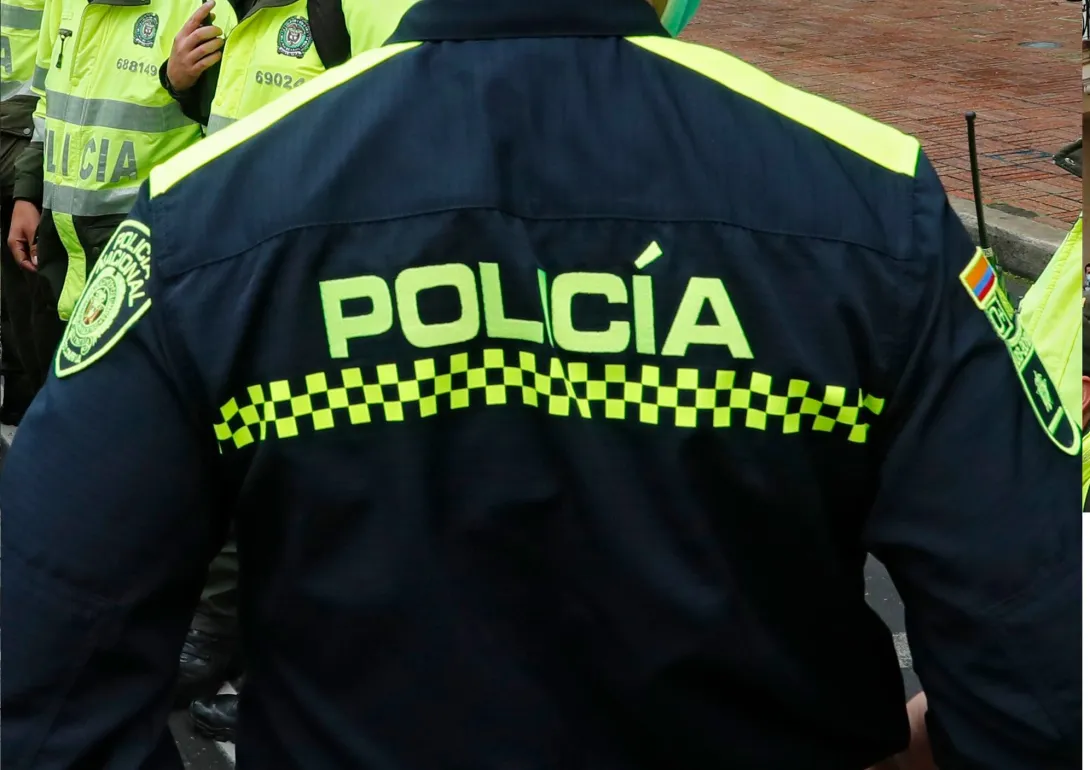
[684,0,1083,230]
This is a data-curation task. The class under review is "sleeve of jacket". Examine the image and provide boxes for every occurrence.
[863,154,1081,769]
[0,186,230,767]
[308,0,351,68]
[160,59,215,126]
[12,135,43,204]
[11,0,55,204]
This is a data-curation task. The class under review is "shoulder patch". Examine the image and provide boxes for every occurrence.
[55,220,153,379]
[959,248,1079,455]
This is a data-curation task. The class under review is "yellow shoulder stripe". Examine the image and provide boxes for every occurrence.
[149,42,421,198]
[627,36,920,178]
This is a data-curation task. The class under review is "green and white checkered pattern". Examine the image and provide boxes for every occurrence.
[213,348,885,450]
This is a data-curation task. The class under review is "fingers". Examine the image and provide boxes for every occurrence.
[193,49,222,74]
[188,35,224,63]
[180,0,215,37]
[9,240,36,273]
[178,23,222,58]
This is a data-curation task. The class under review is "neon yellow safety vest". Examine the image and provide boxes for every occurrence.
[32,0,236,318]
[206,1,323,134]
[1017,215,1086,502]
[0,0,44,115]
[207,0,419,135]
[343,0,419,57]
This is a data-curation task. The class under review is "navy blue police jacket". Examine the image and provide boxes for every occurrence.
[1,0,1080,768]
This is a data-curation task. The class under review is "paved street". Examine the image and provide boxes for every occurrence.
[685,0,1083,230]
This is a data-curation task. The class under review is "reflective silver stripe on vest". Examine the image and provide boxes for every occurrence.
[45,89,195,133]
[1,3,43,30]
[0,78,34,102]
[43,182,139,217]
[31,65,47,91]
[32,113,45,142]
[205,114,235,135]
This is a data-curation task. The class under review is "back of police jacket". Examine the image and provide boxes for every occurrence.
[2,1,1079,768]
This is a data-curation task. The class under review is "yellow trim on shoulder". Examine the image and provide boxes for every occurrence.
[627,36,921,178]
[150,42,422,198]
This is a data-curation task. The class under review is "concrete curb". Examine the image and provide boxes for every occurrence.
[949,197,1069,281]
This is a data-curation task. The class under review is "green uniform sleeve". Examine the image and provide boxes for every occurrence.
[13,0,54,204]
[12,137,42,203]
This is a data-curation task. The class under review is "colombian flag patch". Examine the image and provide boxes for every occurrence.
[960,248,997,307]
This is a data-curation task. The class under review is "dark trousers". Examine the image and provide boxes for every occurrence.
[0,134,65,412]
[192,538,240,636]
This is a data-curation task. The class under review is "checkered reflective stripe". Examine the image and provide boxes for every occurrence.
[213,349,886,450]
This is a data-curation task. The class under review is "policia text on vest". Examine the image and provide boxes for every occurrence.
[10,0,213,321]
[320,254,753,360]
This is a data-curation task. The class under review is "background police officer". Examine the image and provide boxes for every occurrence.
[6,0,227,328]
[2,1,1079,767]
[162,0,414,134]
[1,0,62,422]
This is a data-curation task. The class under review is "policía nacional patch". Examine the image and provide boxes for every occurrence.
[959,248,1079,455]
[55,220,153,378]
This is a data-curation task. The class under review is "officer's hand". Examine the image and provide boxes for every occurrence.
[7,200,40,273]
[166,1,224,93]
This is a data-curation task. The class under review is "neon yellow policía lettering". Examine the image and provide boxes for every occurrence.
[480,262,543,344]
[662,277,753,358]
[320,259,753,360]
[552,272,629,353]
[395,263,480,348]
[319,276,393,359]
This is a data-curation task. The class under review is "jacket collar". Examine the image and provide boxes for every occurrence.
[387,0,669,44]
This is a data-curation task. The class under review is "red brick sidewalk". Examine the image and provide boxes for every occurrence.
[684,0,1082,230]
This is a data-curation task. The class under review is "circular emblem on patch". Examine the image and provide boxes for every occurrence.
[133,12,159,48]
[67,268,126,358]
[56,220,154,378]
[277,16,312,58]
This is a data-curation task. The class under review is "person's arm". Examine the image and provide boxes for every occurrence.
[160,1,233,127]
[864,157,1081,769]
[308,0,351,69]
[160,57,213,125]
[11,0,55,205]
[11,126,43,203]
[0,187,230,766]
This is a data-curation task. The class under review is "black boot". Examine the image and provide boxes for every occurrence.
[174,628,240,708]
[190,693,238,743]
